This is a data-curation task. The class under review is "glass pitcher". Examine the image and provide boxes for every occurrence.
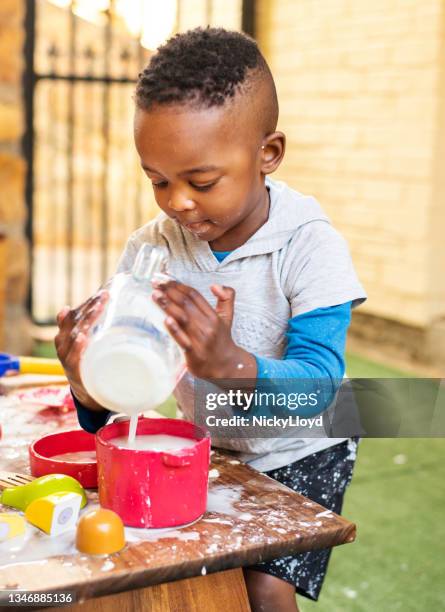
[80,244,184,415]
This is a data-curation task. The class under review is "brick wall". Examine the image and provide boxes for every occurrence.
[0,0,31,353]
[257,0,445,362]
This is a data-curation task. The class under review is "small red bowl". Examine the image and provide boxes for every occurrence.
[29,429,98,488]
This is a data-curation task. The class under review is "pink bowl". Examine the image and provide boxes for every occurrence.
[29,429,98,488]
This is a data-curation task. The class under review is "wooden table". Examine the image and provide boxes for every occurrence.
[0,378,356,611]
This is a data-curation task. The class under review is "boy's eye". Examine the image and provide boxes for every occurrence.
[190,181,218,192]
[150,179,218,192]
[152,181,168,189]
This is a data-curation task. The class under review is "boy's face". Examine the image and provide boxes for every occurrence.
[134,102,283,249]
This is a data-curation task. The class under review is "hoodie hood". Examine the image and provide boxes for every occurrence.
[221,178,330,261]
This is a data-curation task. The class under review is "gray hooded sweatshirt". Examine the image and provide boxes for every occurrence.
[116,177,366,471]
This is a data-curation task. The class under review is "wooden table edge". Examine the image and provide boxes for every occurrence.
[0,520,355,606]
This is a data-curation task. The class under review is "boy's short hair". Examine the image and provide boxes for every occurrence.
[136,27,277,124]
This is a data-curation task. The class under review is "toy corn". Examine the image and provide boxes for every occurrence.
[0,513,26,542]
[25,492,82,536]
[0,474,87,511]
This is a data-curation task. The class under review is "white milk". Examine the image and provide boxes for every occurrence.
[111,434,197,452]
[128,414,138,445]
[80,330,175,415]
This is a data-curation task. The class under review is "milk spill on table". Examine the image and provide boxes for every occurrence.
[0,503,200,570]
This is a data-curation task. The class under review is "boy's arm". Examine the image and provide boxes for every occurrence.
[253,302,351,417]
[255,302,351,380]
[151,281,351,392]
[153,275,351,418]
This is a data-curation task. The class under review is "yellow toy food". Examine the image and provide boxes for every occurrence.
[76,508,125,554]
[0,513,26,542]
[19,356,65,376]
[0,474,87,511]
[25,492,82,536]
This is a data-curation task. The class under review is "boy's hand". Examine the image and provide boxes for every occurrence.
[152,280,257,379]
[54,291,109,411]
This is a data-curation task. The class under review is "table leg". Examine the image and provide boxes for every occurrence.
[61,568,251,612]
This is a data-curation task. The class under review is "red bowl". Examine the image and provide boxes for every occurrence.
[29,429,98,488]
[96,418,210,528]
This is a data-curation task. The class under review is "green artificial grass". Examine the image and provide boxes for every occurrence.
[299,438,445,612]
[299,353,445,611]
[345,352,419,378]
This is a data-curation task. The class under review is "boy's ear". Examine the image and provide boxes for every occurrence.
[260,131,286,174]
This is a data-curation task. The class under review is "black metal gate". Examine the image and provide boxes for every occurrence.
[23,0,255,324]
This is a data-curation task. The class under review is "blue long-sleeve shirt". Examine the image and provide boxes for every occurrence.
[75,249,351,430]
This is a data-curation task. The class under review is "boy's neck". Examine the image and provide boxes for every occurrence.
[208,186,270,251]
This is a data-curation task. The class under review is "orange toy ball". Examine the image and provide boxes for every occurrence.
[76,508,125,555]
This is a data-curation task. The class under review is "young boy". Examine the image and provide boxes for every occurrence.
[55,28,366,612]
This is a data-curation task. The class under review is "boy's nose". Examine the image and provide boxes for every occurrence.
[168,192,196,212]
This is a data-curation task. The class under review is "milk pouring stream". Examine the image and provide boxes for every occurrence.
[80,245,184,417]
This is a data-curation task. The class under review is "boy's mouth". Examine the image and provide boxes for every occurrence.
[183,220,213,234]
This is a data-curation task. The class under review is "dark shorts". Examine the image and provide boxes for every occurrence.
[249,438,359,601]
